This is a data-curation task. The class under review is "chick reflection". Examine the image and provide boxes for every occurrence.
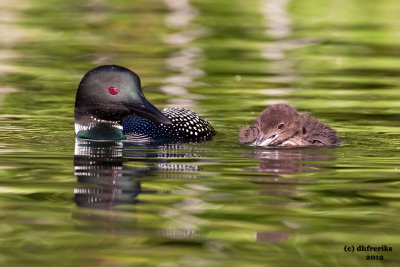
[250,148,335,202]
[242,147,337,243]
[248,148,335,175]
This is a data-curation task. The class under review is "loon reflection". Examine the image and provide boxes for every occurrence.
[73,139,201,209]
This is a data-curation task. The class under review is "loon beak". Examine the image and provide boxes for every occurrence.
[124,98,172,125]
[254,133,279,147]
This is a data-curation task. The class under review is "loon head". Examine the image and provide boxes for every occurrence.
[74,65,171,140]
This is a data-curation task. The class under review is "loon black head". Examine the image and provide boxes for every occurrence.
[74,65,172,140]
[239,104,302,146]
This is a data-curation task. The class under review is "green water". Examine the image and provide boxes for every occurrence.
[1,0,400,266]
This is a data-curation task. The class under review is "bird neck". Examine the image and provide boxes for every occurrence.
[75,113,125,140]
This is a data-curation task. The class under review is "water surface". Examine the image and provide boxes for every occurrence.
[1,0,400,266]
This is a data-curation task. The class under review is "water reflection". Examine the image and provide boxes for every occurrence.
[242,147,336,243]
[261,0,316,104]
[72,139,207,238]
[245,148,335,175]
[263,0,291,39]
[245,147,336,200]
[73,139,202,210]
[73,139,337,243]
[162,0,208,108]
[73,140,141,209]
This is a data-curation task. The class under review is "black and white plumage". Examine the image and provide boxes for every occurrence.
[122,107,215,142]
[74,65,215,142]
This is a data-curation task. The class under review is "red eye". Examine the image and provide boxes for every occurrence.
[108,86,118,95]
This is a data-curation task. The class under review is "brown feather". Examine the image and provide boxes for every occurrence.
[301,114,339,145]
[239,104,341,147]
[239,119,260,144]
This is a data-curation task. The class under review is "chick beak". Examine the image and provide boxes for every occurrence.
[254,133,279,147]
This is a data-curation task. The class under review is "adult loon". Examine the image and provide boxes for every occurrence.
[74,65,215,142]
[239,104,340,147]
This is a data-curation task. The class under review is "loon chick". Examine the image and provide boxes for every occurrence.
[75,65,215,142]
[239,104,340,147]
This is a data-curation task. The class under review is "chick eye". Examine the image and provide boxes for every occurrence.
[277,123,284,130]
